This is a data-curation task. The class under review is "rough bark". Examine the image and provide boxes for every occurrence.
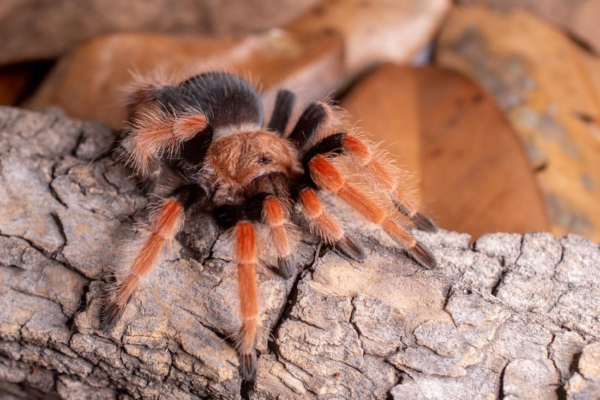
[0,107,599,399]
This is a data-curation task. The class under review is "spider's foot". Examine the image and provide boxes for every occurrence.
[278,256,295,279]
[337,235,366,261]
[99,299,125,331]
[239,348,258,381]
[408,242,437,269]
[411,212,438,233]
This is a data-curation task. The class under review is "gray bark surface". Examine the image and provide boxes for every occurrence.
[0,107,599,399]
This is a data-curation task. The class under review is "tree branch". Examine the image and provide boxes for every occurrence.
[0,108,598,399]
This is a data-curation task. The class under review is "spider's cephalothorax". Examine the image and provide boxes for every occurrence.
[102,71,438,380]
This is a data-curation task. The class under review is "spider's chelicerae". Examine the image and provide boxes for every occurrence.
[102,71,437,380]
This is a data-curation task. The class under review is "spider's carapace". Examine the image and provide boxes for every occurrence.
[102,71,437,380]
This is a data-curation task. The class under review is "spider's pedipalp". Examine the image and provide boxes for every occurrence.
[298,188,365,261]
[268,89,296,136]
[308,155,436,269]
[414,213,437,232]
[234,221,259,380]
[101,184,207,330]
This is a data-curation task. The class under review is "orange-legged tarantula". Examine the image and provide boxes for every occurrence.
[102,71,437,380]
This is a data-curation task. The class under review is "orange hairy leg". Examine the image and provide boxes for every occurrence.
[298,188,365,260]
[309,155,436,268]
[341,134,437,232]
[263,197,295,278]
[102,198,184,329]
[235,221,260,380]
[102,184,206,330]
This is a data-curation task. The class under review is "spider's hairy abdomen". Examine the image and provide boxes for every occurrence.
[157,71,264,132]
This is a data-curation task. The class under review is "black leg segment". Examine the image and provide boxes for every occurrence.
[287,102,328,148]
[179,125,214,167]
[301,132,346,168]
[268,89,296,135]
[171,184,209,209]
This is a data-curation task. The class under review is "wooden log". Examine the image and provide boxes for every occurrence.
[0,108,598,399]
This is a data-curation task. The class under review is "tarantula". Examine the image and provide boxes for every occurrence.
[101,71,437,380]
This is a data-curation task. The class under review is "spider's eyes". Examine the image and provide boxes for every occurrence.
[259,157,272,165]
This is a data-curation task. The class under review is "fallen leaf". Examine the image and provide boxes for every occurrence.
[286,0,452,77]
[342,64,550,239]
[25,30,343,129]
[437,7,600,241]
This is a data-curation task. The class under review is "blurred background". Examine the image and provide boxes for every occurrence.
[1,0,599,242]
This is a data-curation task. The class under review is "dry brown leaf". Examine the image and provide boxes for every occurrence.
[286,0,452,77]
[342,64,550,239]
[455,0,600,55]
[25,30,343,129]
[437,7,600,241]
